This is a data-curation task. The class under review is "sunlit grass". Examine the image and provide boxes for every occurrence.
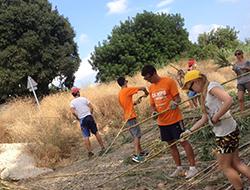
[0,59,239,167]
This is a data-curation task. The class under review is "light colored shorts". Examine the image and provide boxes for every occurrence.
[126,118,142,138]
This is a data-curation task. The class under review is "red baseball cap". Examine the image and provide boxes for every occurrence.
[71,87,80,94]
[188,59,196,67]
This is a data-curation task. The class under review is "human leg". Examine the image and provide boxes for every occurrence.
[232,150,250,180]
[217,153,243,190]
[168,142,181,166]
[237,89,245,112]
[215,130,243,189]
[85,115,105,149]
[127,118,142,155]
[180,140,196,166]
[95,132,105,149]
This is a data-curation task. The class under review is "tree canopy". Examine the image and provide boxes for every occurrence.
[89,11,190,82]
[0,0,80,102]
[198,26,239,49]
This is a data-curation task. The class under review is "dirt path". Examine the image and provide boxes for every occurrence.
[16,133,250,190]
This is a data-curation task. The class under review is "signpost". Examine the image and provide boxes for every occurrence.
[27,76,40,109]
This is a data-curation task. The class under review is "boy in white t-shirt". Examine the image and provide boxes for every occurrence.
[70,87,105,158]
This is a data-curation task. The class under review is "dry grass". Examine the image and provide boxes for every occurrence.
[0,59,239,168]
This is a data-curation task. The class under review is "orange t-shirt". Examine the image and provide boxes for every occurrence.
[118,87,139,120]
[149,77,182,126]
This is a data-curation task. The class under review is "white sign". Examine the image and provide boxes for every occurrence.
[27,76,38,92]
[27,76,40,109]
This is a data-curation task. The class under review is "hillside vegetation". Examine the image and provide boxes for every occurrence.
[1,58,250,190]
[0,59,240,166]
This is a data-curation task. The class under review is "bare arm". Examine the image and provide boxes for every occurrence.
[70,107,79,120]
[133,87,149,105]
[88,103,94,114]
[173,94,181,104]
[190,114,208,132]
[209,87,233,124]
[138,87,149,97]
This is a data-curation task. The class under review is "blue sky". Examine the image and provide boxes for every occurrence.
[48,0,250,87]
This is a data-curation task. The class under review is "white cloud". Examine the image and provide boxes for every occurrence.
[189,24,224,42]
[217,0,239,3]
[107,0,128,14]
[157,0,175,8]
[79,33,89,44]
[74,55,97,87]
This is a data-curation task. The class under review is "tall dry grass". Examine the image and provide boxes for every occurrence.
[0,59,239,168]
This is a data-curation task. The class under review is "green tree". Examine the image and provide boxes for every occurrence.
[0,0,80,102]
[89,11,190,82]
[198,26,239,49]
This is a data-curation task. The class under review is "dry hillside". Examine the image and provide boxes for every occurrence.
[1,59,250,190]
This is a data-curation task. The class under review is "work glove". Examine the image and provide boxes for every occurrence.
[151,111,158,120]
[133,97,142,105]
[180,129,191,142]
[170,100,178,110]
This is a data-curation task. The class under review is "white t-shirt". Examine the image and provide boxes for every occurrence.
[205,82,237,137]
[70,97,91,119]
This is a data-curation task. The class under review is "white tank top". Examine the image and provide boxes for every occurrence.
[205,82,236,137]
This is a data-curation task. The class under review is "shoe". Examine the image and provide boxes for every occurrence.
[98,148,106,156]
[185,167,198,179]
[139,150,149,157]
[88,151,94,158]
[132,155,144,163]
[170,167,184,177]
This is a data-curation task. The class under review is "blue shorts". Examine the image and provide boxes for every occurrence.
[187,90,197,97]
[126,118,142,138]
[159,121,185,142]
[80,115,98,138]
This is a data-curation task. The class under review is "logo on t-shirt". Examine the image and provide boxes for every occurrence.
[152,90,167,101]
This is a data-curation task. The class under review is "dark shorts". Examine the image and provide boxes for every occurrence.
[159,121,185,142]
[215,128,240,154]
[237,82,250,92]
[126,118,141,138]
[80,115,98,138]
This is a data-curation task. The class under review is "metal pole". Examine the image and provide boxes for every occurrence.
[28,77,40,109]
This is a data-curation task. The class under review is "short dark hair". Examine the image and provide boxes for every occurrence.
[117,76,126,87]
[234,49,243,56]
[72,92,79,97]
[141,65,156,76]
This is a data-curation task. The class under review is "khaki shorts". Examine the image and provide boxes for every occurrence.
[126,118,141,138]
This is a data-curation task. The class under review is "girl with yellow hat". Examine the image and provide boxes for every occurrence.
[181,70,250,190]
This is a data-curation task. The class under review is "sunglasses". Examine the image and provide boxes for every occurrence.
[235,52,242,56]
[189,82,194,91]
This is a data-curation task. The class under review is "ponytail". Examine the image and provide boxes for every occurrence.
[199,74,209,114]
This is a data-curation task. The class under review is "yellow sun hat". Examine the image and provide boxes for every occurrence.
[182,70,201,90]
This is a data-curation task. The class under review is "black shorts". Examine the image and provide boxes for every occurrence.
[237,82,250,92]
[159,121,185,142]
[80,115,98,137]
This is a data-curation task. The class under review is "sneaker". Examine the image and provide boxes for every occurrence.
[88,151,94,158]
[132,155,144,163]
[185,167,198,179]
[139,150,149,157]
[170,167,184,177]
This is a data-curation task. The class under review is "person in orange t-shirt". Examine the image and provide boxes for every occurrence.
[117,77,149,163]
[141,65,198,178]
